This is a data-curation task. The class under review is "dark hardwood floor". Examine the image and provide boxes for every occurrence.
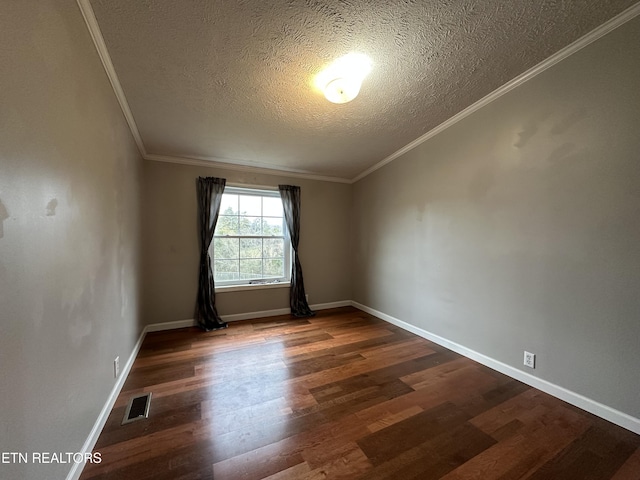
[80,307,640,480]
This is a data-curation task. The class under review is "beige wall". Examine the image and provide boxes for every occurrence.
[352,17,640,420]
[0,1,143,479]
[142,161,352,325]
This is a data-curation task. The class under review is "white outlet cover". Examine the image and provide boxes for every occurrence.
[524,351,536,368]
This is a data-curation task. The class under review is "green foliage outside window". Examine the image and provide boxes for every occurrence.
[213,194,287,283]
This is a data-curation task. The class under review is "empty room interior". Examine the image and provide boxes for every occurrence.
[2,1,640,479]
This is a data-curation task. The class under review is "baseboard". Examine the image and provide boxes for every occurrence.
[72,298,639,480]
[143,301,355,326]
[310,300,352,310]
[221,307,291,322]
[221,300,353,321]
[351,301,640,436]
[66,327,147,480]
[68,301,352,479]
[146,318,196,332]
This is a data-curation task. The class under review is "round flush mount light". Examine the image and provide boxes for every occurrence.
[315,53,372,104]
[323,77,362,104]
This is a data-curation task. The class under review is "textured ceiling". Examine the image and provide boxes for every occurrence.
[89,0,637,180]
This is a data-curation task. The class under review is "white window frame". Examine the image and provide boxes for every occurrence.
[211,186,291,288]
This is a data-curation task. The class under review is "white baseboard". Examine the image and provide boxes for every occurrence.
[66,327,146,480]
[221,307,290,322]
[351,301,640,435]
[71,298,639,480]
[310,300,352,310]
[146,318,196,332]
[145,301,355,326]
[221,300,352,322]
[145,309,292,327]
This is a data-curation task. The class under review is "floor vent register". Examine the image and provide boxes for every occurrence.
[122,393,152,425]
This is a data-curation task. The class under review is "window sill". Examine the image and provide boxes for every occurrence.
[215,282,290,293]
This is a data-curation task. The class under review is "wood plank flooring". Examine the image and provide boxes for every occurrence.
[79,307,640,480]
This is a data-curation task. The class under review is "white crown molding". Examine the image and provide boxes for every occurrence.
[79,0,640,185]
[144,153,352,184]
[351,2,640,183]
[77,0,352,184]
[76,0,147,158]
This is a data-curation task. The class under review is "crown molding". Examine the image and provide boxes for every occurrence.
[76,0,147,158]
[351,1,640,183]
[77,0,351,184]
[78,0,640,186]
[144,153,352,184]
[77,0,352,184]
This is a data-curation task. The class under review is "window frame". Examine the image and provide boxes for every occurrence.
[211,186,291,288]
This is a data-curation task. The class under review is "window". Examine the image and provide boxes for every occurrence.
[212,187,290,286]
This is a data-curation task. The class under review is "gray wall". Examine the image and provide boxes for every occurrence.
[1,5,638,479]
[0,1,143,479]
[142,161,352,325]
[352,17,640,419]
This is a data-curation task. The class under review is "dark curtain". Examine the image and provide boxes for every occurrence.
[194,176,228,331]
[279,185,315,317]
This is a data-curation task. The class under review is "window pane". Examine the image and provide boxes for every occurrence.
[263,238,284,258]
[239,195,261,216]
[264,259,284,278]
[212,188,290,285]
[263,196,283,217]
[220,194,238,215]
[262,217,283,236]
[215,215,239,236]
[214,259,239,282]
[240,259,262,279]
[214,238,238,259]
[240,238,261,259]
[239,216,262,235]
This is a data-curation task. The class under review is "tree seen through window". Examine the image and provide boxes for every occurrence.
[212,190,289,284]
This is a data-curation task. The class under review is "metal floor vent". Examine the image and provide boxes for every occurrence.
[122,393,152,425]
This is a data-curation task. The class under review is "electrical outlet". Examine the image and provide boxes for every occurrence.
[114,356,120,378]
[524,351,535,369]
[305,294,309,303]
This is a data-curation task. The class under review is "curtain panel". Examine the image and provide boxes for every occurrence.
[194,176,228,331]
[279,185,315,317]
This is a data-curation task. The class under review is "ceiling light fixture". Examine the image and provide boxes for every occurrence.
[315,53,372,104]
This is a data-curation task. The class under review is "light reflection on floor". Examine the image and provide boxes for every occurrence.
[201,332,297,462]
